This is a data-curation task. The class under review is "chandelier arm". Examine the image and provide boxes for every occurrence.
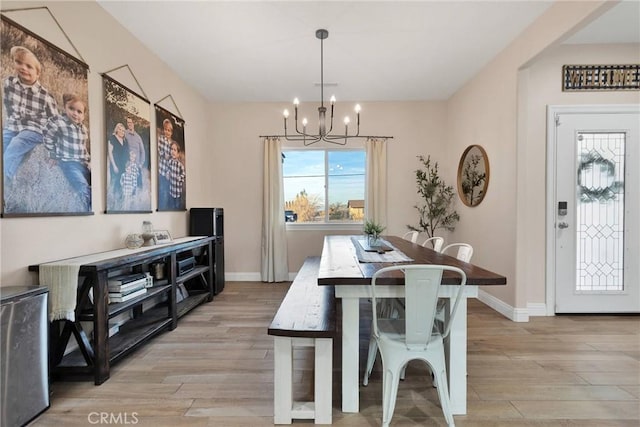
[326,105,334,135]
[323,119,359,140]
[284,118,305,141]
[324,135,350,141]
[321,136,347,145]
[293,106,303,135]
[353,121,360,137]
[295,125,322,139]
[283,134,320,143]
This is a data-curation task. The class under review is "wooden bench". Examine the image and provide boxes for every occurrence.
[268,256,336,424]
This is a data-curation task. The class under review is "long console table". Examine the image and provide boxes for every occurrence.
[29,236,215,385]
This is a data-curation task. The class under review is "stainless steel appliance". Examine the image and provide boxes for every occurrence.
[1,286,50,427]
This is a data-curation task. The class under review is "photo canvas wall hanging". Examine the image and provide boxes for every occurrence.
[155,105,186,211]
[1,16,91,216]
[103,75,152,213]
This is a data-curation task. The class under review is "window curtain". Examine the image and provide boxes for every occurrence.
[365,137,388,226]
[261,137,289,282]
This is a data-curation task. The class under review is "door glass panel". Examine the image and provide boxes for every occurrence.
[576,132,625,292]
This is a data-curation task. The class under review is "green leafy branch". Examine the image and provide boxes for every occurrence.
[408,155,459,238]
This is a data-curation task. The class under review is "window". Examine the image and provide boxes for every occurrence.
[283,149,365,224]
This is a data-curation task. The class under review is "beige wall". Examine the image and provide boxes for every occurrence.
[1,1,210,285]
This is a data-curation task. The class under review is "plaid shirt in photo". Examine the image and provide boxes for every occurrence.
[168,158,185,198]
[3,76,59,133]
[43,114,90,164]
[158,135,172,177]
[120,162,140,197]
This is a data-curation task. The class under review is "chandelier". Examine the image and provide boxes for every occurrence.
[282,29,362,146]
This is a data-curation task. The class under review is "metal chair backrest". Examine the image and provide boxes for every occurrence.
[402,231,419,243]
[421,236,444,252]
[370,264,467,344]
[441,243,473,262]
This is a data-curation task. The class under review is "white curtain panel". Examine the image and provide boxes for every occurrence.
[365,137,388,226]
[261,137,289,282]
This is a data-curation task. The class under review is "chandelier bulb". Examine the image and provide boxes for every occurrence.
[302,118,308,127]
[344,116,350,125]
[355,104,361,113]
[330,95,336,104]
[283,109,289,119]
[293,98,300,106]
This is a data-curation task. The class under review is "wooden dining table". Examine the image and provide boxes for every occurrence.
[317,235,507,414]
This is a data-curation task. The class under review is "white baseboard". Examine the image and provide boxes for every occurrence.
[477,290,550,321]
[225,272,262,282]
[477,290,529,322]
[526,303,548,317]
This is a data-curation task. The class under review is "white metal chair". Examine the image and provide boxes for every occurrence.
[421,236,444,252]
[440,243,473,262]
[402,231,419,243]
[365,265,466,427]
[363,236,445,382]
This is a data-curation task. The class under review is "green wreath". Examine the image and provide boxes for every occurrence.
[577,151,622,203]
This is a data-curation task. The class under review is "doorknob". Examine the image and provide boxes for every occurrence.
[558,222,569,229]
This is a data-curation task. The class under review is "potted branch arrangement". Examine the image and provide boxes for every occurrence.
[364,219,385,246]
[407,155,460,240]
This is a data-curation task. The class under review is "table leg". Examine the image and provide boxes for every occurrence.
[446,296,467,415]
[341,296,360,413]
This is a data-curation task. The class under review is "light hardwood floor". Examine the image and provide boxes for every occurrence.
[32,281,639,426]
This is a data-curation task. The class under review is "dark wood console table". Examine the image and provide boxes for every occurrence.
[29,236,215,385]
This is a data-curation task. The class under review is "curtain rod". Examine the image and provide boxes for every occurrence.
[259,135,394,139]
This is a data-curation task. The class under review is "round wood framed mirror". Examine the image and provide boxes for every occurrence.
[457,145,490,207]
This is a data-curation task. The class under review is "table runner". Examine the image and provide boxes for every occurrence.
[38,236,203,322]
[351,237,413,263]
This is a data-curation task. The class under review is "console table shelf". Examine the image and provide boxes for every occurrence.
[177,291,210,318]
[29,236,215,385]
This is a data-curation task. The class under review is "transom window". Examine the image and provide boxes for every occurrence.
[282,149,365,223]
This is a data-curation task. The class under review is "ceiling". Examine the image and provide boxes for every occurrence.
[98,1,640,103]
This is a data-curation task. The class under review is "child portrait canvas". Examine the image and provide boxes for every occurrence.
[1,16,91,216]
[155,105,186,211]
[104,76,152,213]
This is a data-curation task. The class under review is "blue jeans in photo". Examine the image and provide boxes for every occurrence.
[3,129,43,179]
[169,194,183,210]
[158,174,170,209]
[59,160,91,212]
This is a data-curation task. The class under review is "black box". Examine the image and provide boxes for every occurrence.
[190,208,224,237]
[177,257,195,275]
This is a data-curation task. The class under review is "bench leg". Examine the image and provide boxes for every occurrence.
[274,337,293,424]
[273,336,333,424]
[314,338,332,424]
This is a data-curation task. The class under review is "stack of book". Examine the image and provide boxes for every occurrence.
[108,273,148,303]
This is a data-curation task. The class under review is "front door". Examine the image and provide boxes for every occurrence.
[553,107,639,313]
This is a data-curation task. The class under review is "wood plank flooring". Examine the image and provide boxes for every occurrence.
[31,282,639,426]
